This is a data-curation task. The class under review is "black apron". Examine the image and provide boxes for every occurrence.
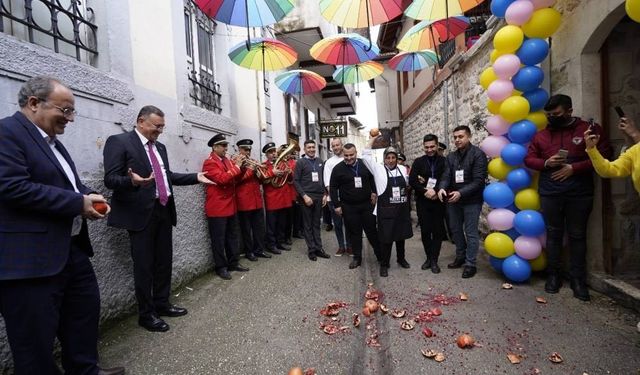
[377,167,413,243]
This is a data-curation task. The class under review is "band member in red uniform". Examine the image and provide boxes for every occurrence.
[282,144,298,245]
[262,142,292,254]
[235,139,271,261]
[203,134,249,280]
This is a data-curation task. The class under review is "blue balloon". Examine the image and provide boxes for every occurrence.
[483,182,515,208]
[506,204,520,213]
[501,143,528,166]
[516,38,549,66]
[502,255,532,282]
[489,256,504,273]
[508,120,537,144]
[523,88,549,113]
[490,0,516,17]
[514,210,546,237]
[504,227,520,241]
[512,66,544,93]
[506,168,532,191]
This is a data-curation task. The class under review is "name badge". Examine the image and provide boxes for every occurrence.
[392,186,401,199]
[427,178,437,189]
[311,172,319,182]
[354,176,362,188]
[455,170,464,183]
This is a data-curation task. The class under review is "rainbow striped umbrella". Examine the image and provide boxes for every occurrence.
[320,0,405,28]
[310,33,379,66]
[228,38,297,71]
[333,61,383,96]
[404,0,485,21]
[275,70,327,95]
[397,16,470,51]
[388,50,439,71]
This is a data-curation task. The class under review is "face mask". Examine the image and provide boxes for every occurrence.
[547,115,569,128]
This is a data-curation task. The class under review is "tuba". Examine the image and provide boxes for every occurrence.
[269,142,297,188]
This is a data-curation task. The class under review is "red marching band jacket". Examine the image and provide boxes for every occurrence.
[202,152,241,217]
[262,160,293,211]
[235,167,263,211]
[286,158,298,202]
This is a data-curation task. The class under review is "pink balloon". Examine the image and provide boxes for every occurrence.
[480,135,510,158]
[537,230,547,246]
[487,208,516,231]
[486,115,511,136]
[514,236,542,259]
[530,0,556,9]
[492,54,521,79]
[487,79,515,102]
[505,0,534,25]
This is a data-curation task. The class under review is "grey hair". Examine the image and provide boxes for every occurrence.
[17,76,62,108]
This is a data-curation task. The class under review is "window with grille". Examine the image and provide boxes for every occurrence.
[0,0,98,64]
[184,0,221,114]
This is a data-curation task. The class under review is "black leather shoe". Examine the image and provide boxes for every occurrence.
[397,259,410,269]
[216,270,232,280]
[325,224,333,231]
[276,243,291,251]
[98,367,125,375]
[138,315,169,332]
[229,264,249,272]
[349,259,361,269]
[448,257,465,269]
[431,263,441,274]
[379,266,388,277]
[421,259,431,270]
[545,274,562,293]
[246,254,259,262]
[285,239,293,245]
[315,250,330,259]
[157,305,188,317]
[255,251,272,258]
[570,279,590,301]
[293,234,304,239]
[266,247,282,255]
[308,253,317,261]
[461,266,477,278]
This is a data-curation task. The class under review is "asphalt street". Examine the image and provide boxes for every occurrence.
[98,225,640,375]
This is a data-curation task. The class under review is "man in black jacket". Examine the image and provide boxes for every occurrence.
[409,134,449,273]
[441,125,488,278]
[330,143,379,269]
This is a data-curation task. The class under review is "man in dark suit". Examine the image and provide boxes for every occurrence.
[103,105,212,332]
[0,77,124,374]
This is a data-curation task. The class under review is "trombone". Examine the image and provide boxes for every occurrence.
[268,142,297,188]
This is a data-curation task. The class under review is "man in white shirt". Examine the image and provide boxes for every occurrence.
[323,138,352,256]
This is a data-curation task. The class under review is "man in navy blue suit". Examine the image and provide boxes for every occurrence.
[0,77,124,374]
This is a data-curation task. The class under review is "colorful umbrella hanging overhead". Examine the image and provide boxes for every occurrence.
[310,33,380,66]
[388,49,439,71]
[228,37,297,91]
[275,69,327,96]
[333,61,383,96]
[397,16,470,51]
[195,0,295,47]
[404,0,485,21]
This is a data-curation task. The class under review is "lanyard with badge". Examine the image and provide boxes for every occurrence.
[425,157,438,189]
[386,167,406,204]
[349,161,362,188]
[455,150,467,184]
[307,158,319,182]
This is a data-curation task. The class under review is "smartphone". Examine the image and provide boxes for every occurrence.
[557,149,569,159]
[614,106,625,118]
[588,118,599,135]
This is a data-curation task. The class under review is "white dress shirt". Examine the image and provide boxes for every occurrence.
[135,129,171,199]
[323,154,344,202]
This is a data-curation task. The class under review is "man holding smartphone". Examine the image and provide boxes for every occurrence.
[525,94,612,301]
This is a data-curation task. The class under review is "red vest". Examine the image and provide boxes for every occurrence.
[202,152,241,217]
[235,168,263,211]
[263,160,293,211]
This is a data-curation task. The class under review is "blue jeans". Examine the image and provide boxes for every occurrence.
[447,202,483,267]
[329,201,350,249]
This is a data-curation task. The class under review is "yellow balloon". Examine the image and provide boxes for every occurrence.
[500,96,530,123]
[529,251,547,272]
[522,8,562,39]
[484,232,515,258]
[493,25,525,53]
[488,158,515,180]
[487,99,503,115]
[480,67,498,90]
[527,111,548,131]
[515,188,541,210]
[490,49,506,64]
[627,0,640,22]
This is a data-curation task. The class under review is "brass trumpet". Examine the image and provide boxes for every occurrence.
[269,142,297,188]
[242,158,269,179]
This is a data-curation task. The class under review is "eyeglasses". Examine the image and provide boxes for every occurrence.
[38,98,77,118]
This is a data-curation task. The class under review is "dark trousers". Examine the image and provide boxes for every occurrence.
[447,202,483,267]
[128,201,173,318]
[265,208,287,249]
[207,215,240,272]
[417,200,445,262]
[342,201,378,260]
[301,197,324,253]
[0,245,100,375]
[292,202,302,236]
[540,195,594,279]
[379,240,406,268]
[238,208,266,256]
[329,201,350,249]
[322,203,333,226]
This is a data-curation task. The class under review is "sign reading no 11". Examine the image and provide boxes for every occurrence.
[320,120,347,138]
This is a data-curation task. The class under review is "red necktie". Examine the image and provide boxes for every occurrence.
[148,142,168,206]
